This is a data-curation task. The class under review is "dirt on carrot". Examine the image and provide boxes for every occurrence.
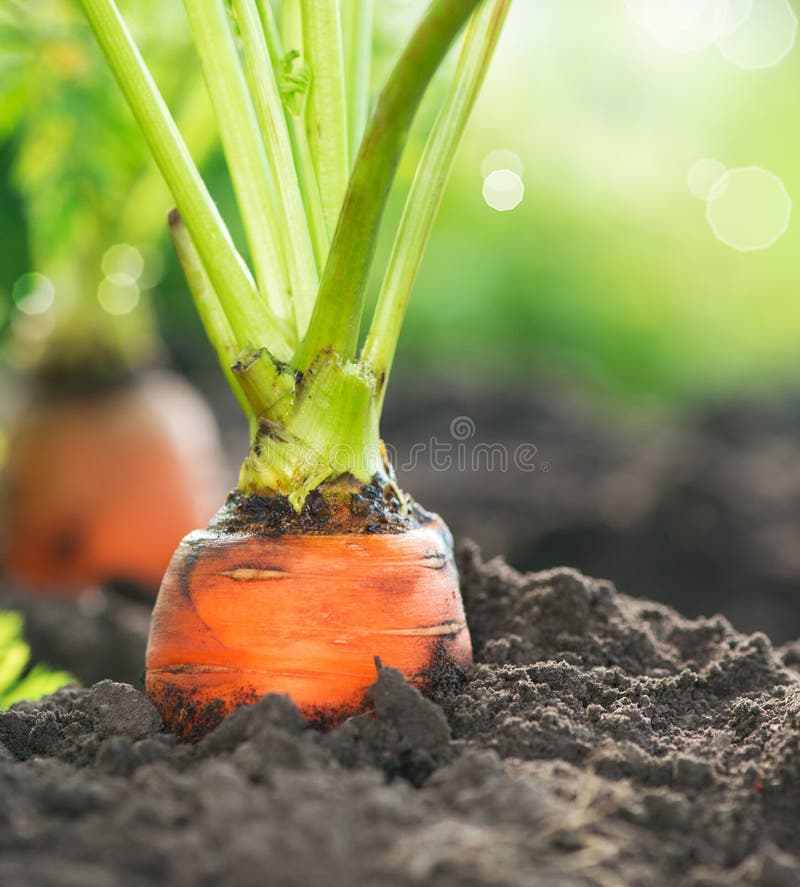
[213,475,429,536]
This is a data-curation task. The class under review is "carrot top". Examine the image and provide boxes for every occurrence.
[77,0,511,509]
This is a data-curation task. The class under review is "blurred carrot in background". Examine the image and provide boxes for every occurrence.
[3,370,223,594]
[0,0,228,596]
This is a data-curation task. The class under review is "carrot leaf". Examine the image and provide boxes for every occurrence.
[77,0,510,507]
[0,611,77,709]
[361,0,512,404]
[294,0,484,371]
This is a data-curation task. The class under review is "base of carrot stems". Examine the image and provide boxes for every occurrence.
[145,477,473,741]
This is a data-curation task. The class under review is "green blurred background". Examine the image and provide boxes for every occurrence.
[2,0,798,416]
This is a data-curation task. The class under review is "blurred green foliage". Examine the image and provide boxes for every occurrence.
[391,2,800,407]
[0,0,214,371]
[1,1,799,408]
[0,610,76,708]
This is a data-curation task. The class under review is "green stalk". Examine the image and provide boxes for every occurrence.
[362,0,510,405]
[294,0,484,372]
[342,0,373,166]
[288,117,331,270]
[77,0,280,355]
[279,0,303,54]
[80,0,512,507]
[119,79,217,246]
[257,0,330,270]
[168,211,256,429]
[300,0,350,238]
[231,0,318,335]
[181,0,293,335]
[238,352,382,508]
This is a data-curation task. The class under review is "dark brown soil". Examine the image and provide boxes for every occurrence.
[2,543,799,886]
[0,584,148,687]
[380,385,800,644]
[212,477,432,537]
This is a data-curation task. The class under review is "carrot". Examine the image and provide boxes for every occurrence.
[146,510,471,738]
[79,0,510,737]
[2,371,225,595]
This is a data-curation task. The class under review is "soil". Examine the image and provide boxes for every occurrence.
[379,384,800,644]
[2,542,800,886]
[214,477,430,537]
[0,584,148,688]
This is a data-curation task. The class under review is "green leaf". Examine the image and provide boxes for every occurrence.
[2,664,77,708]
[0,610,78,708]
[0,640,29,696]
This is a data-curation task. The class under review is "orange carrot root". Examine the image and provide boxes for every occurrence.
[145,515,472,739]
[1,372,226,596]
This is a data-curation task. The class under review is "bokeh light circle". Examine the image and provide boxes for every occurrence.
[716,0,797,70]
[136,244,165,290]
[97,277,141,315]
[12,273,55,316]
[482,169,525,212]
[705,166,791,251]
[625,0,730,53]
[481,149,524,179]
[720,0,755,36]
[688,158,728,200]
[101,243,144,283]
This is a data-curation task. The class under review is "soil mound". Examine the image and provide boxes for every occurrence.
[2,544,799,886]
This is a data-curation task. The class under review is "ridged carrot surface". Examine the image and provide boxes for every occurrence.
[146,518,472,737]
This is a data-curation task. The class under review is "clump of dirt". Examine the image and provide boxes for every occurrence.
[2,544,799,886]
[215,475,430,537]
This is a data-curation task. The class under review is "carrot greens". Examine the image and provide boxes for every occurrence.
[78,0,511,508]
[362,0,511,407]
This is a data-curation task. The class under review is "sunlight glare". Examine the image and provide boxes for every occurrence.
[12,273,55,316]
[625,0,730,52]
[716,0,797,69]
[482,170,525,212]
[481,149,524,179]
[102,243,145,283]
[688,158,727,200]
[98,277,141,315]
[706,166,791,251]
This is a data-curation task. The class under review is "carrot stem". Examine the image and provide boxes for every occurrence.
[294,0,484,372]
[300,0,350,240]
[181,0,293,342]
[76,0,280,355]
[168,211,256,429]
[255,0,330,271]
[279,0,304,64]
[342,0,374,167]
[230,0,318,335]
[362,0,511,405]
[238,352,381,507]
[78,0,511,508]
[118,79,217,247]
